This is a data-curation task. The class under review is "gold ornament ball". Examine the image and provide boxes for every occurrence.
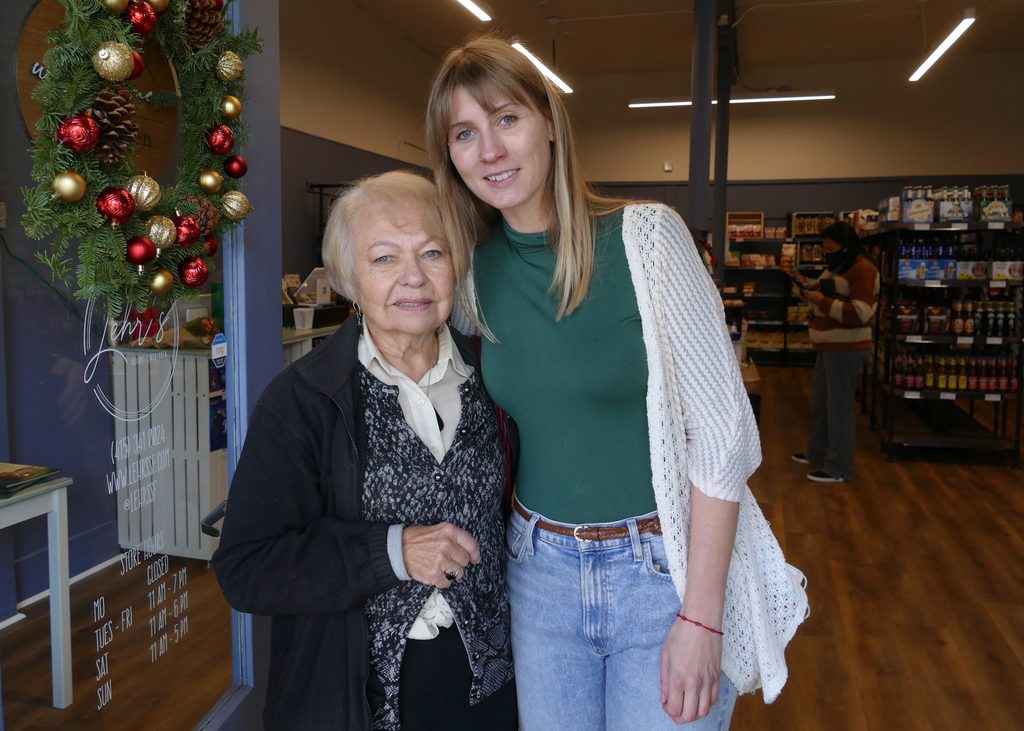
[215,52,244,82]
[221,190,253,221]
[199,169,223,193]
[143,0,169,13]
[145,215,177,250]
[150,268,174,295]
[103,0,130,13]
[51,171,87,202]
[221,95,243,120]
[127,173,162,211]
[92,41,135,82]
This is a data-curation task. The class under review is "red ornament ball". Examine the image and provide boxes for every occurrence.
[178,257,209,288]
[129,50,145,80]
[202,235,219,257]
[57,115,100,153]
[126,235,157,266]
[96,186,136,225]
[212,0,224,9]
[223,154,248,178]
[127,1,158,36]
[205,124,235,155]
[174,215,201,245]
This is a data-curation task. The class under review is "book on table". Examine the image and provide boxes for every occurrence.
[0,462,60,498]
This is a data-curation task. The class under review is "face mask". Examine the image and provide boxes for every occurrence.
[824,250,846,270]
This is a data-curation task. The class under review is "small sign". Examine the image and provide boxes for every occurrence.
[906,335,923,343]
[913,223,930,231]
[956,337,972,345]
[924,280,941,287]
[988,222,1005,230]
[986,337,1003,345]
[984,394,1002,402]
[940,392,956,400]
[951,222,968,230]
[990,280,1007,289]
[211,333,227,369]
[904,391,921,399]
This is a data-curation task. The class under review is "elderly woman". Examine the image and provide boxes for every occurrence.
[211,170,516,730]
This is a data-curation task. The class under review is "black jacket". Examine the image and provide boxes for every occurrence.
[211,318,499,729]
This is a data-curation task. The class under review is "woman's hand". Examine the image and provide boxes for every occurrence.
[402,522,481,589]
[660,617,723,723]
[802,288,825,306]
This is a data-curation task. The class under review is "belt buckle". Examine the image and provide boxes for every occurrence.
[573,525,592,542]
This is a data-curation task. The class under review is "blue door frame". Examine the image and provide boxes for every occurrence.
[197,0,281,727]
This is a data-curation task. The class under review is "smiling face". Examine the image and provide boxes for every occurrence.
[353,201,455,347]
[446,85,555,233]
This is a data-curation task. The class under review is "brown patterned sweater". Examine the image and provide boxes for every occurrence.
[808,254,880,351]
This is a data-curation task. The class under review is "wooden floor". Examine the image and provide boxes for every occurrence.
[733,366,1024,730]
[0,557,232,730]
[2,366,1022,729]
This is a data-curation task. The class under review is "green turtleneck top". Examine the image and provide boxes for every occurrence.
[473,211,655,523]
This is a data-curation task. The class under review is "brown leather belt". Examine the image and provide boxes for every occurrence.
[514,501,662,542]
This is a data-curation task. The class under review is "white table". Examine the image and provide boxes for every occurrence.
[0,477,73,708]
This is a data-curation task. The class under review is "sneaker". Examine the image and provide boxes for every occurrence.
[806,470,845,483]
[791,453,810,465]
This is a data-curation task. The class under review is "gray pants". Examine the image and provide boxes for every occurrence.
[806,349,869,478]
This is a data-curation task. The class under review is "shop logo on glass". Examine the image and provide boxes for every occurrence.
[82,299,180,422]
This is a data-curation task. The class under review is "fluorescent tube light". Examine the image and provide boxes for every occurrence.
[456,0,492,22]
[511,42,574,94]
[628,91,836,108]
[908,9,975,81]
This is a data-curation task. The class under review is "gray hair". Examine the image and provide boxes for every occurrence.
[321,170,448,304]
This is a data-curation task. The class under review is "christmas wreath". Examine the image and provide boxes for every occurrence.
[22,0,261,319]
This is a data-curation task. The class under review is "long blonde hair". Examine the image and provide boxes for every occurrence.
[426,34,627,323]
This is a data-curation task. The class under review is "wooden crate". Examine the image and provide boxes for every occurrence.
[726,211,765,239]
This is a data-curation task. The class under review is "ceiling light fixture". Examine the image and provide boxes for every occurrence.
[511,42,574,93]
[628,91,836,108]
[455,0,492,22]
[908,8,975,82]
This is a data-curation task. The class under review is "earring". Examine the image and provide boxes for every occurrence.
[352,301,364,331]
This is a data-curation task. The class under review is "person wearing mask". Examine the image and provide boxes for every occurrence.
[212,171,517,730]
[425,34,808,730]
[790,221,880,483]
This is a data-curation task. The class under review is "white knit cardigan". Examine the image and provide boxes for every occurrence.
[457,203,809,702]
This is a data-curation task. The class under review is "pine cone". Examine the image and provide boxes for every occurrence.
[184,195,220,236]
[92,87,138,164]
[187,0,224,49]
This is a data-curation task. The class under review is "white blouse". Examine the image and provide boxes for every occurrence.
[357,324,473,640]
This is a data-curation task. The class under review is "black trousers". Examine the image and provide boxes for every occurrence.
[397,625,517,730]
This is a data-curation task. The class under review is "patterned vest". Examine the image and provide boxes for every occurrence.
[359,367,513,730]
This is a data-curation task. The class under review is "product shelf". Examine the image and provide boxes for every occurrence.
[884,278,1023,289]
[868,224,1023,468]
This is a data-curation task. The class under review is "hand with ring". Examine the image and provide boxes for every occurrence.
[402,522,480,588]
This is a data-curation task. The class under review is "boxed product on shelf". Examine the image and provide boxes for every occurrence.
[780,243,797,271]
[739,253,777,268]
[956,259,989,280]
[976,185,1013,222]
[799,242,823,263]
[898,259,926,279]
[933,186,974,222]
[901,186,934,224]
[879,196,901,222]
[991,259,1024,280]
[924,259,956,280]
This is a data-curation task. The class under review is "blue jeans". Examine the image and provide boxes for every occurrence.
[506,505,738,731]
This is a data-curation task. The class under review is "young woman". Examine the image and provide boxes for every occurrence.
[425,35,808,730]
[791,221,880,482]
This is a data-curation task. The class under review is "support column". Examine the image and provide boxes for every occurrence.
[712,8,736,281]
[687,0,715,236]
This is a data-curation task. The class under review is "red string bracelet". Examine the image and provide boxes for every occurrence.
[676,613,724,636]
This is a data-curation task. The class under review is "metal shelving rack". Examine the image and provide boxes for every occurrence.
[867,221,1023,466]
[724,236,818,366]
